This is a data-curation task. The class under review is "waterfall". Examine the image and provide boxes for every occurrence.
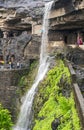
[13,1,53,130]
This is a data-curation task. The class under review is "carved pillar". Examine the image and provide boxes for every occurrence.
[13,33,17,37]
[3,31,8,38]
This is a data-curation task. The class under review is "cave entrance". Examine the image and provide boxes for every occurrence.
[0,55,4,65]
[63,30,77,45]
[10,54,15,62]
[0,30,3,38]
[80,31,84,43]
[30,59,36,65]
[0,55,3,61]
[64,36,68,44]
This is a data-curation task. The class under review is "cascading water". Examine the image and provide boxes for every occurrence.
[13,1,53,130]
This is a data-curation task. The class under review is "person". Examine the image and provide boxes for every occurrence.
[79,37,83,45]
[77,36,80,45]
[77,36,83,45]
[9,61,11,69]
[6,54,9,64]
[17,62,20,69]
[11,62,13,69]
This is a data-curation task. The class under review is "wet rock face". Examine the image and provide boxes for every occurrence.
[66,47,84,65]
[0,32,31,68]
[0,0,48,64]
[24,35,41,59]
[0,33,41,68]
[66,47,84,97]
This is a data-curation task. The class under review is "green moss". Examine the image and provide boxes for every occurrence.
[33,60,81,130]
[17,60,38,96]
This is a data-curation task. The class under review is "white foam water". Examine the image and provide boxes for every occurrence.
[13,1,53,130]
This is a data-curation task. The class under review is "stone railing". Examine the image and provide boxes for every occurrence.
[67,61,84,129]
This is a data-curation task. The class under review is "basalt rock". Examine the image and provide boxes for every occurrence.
[0,0,52,62]
[0,0,84,124]
[66,47,84,65]
[51,117,61,130]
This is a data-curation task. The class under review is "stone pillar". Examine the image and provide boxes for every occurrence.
[32,22,42,36]
[32,22,35,35]
[3,31,8,38]
[13,32,17,37]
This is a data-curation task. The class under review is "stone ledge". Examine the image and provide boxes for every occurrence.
[0,68,28,72]
[68,45,84,50]
[66,61,84,129]
[67,62,76,83]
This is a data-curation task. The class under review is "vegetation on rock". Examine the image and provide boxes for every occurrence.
[0,104,13,130]
[17,60,38,96]
[33,60,81,130]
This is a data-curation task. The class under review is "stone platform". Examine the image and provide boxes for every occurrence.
[68,45,84,50]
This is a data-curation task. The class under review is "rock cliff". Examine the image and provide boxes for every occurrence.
[0,0,84,122]
[0,0,83,62]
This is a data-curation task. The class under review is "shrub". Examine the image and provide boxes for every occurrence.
[0,104,13,130]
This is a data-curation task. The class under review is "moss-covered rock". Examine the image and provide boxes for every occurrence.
[17,60,39,96]
[33,60,81,130]
[15,60,39,120]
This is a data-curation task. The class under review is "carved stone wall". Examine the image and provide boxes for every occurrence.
[48,0,84,47]
[0,68,29,121]
[24,35,41,59]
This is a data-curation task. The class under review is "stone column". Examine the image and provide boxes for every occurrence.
[3,31,8,38]
[2,31,9,68]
